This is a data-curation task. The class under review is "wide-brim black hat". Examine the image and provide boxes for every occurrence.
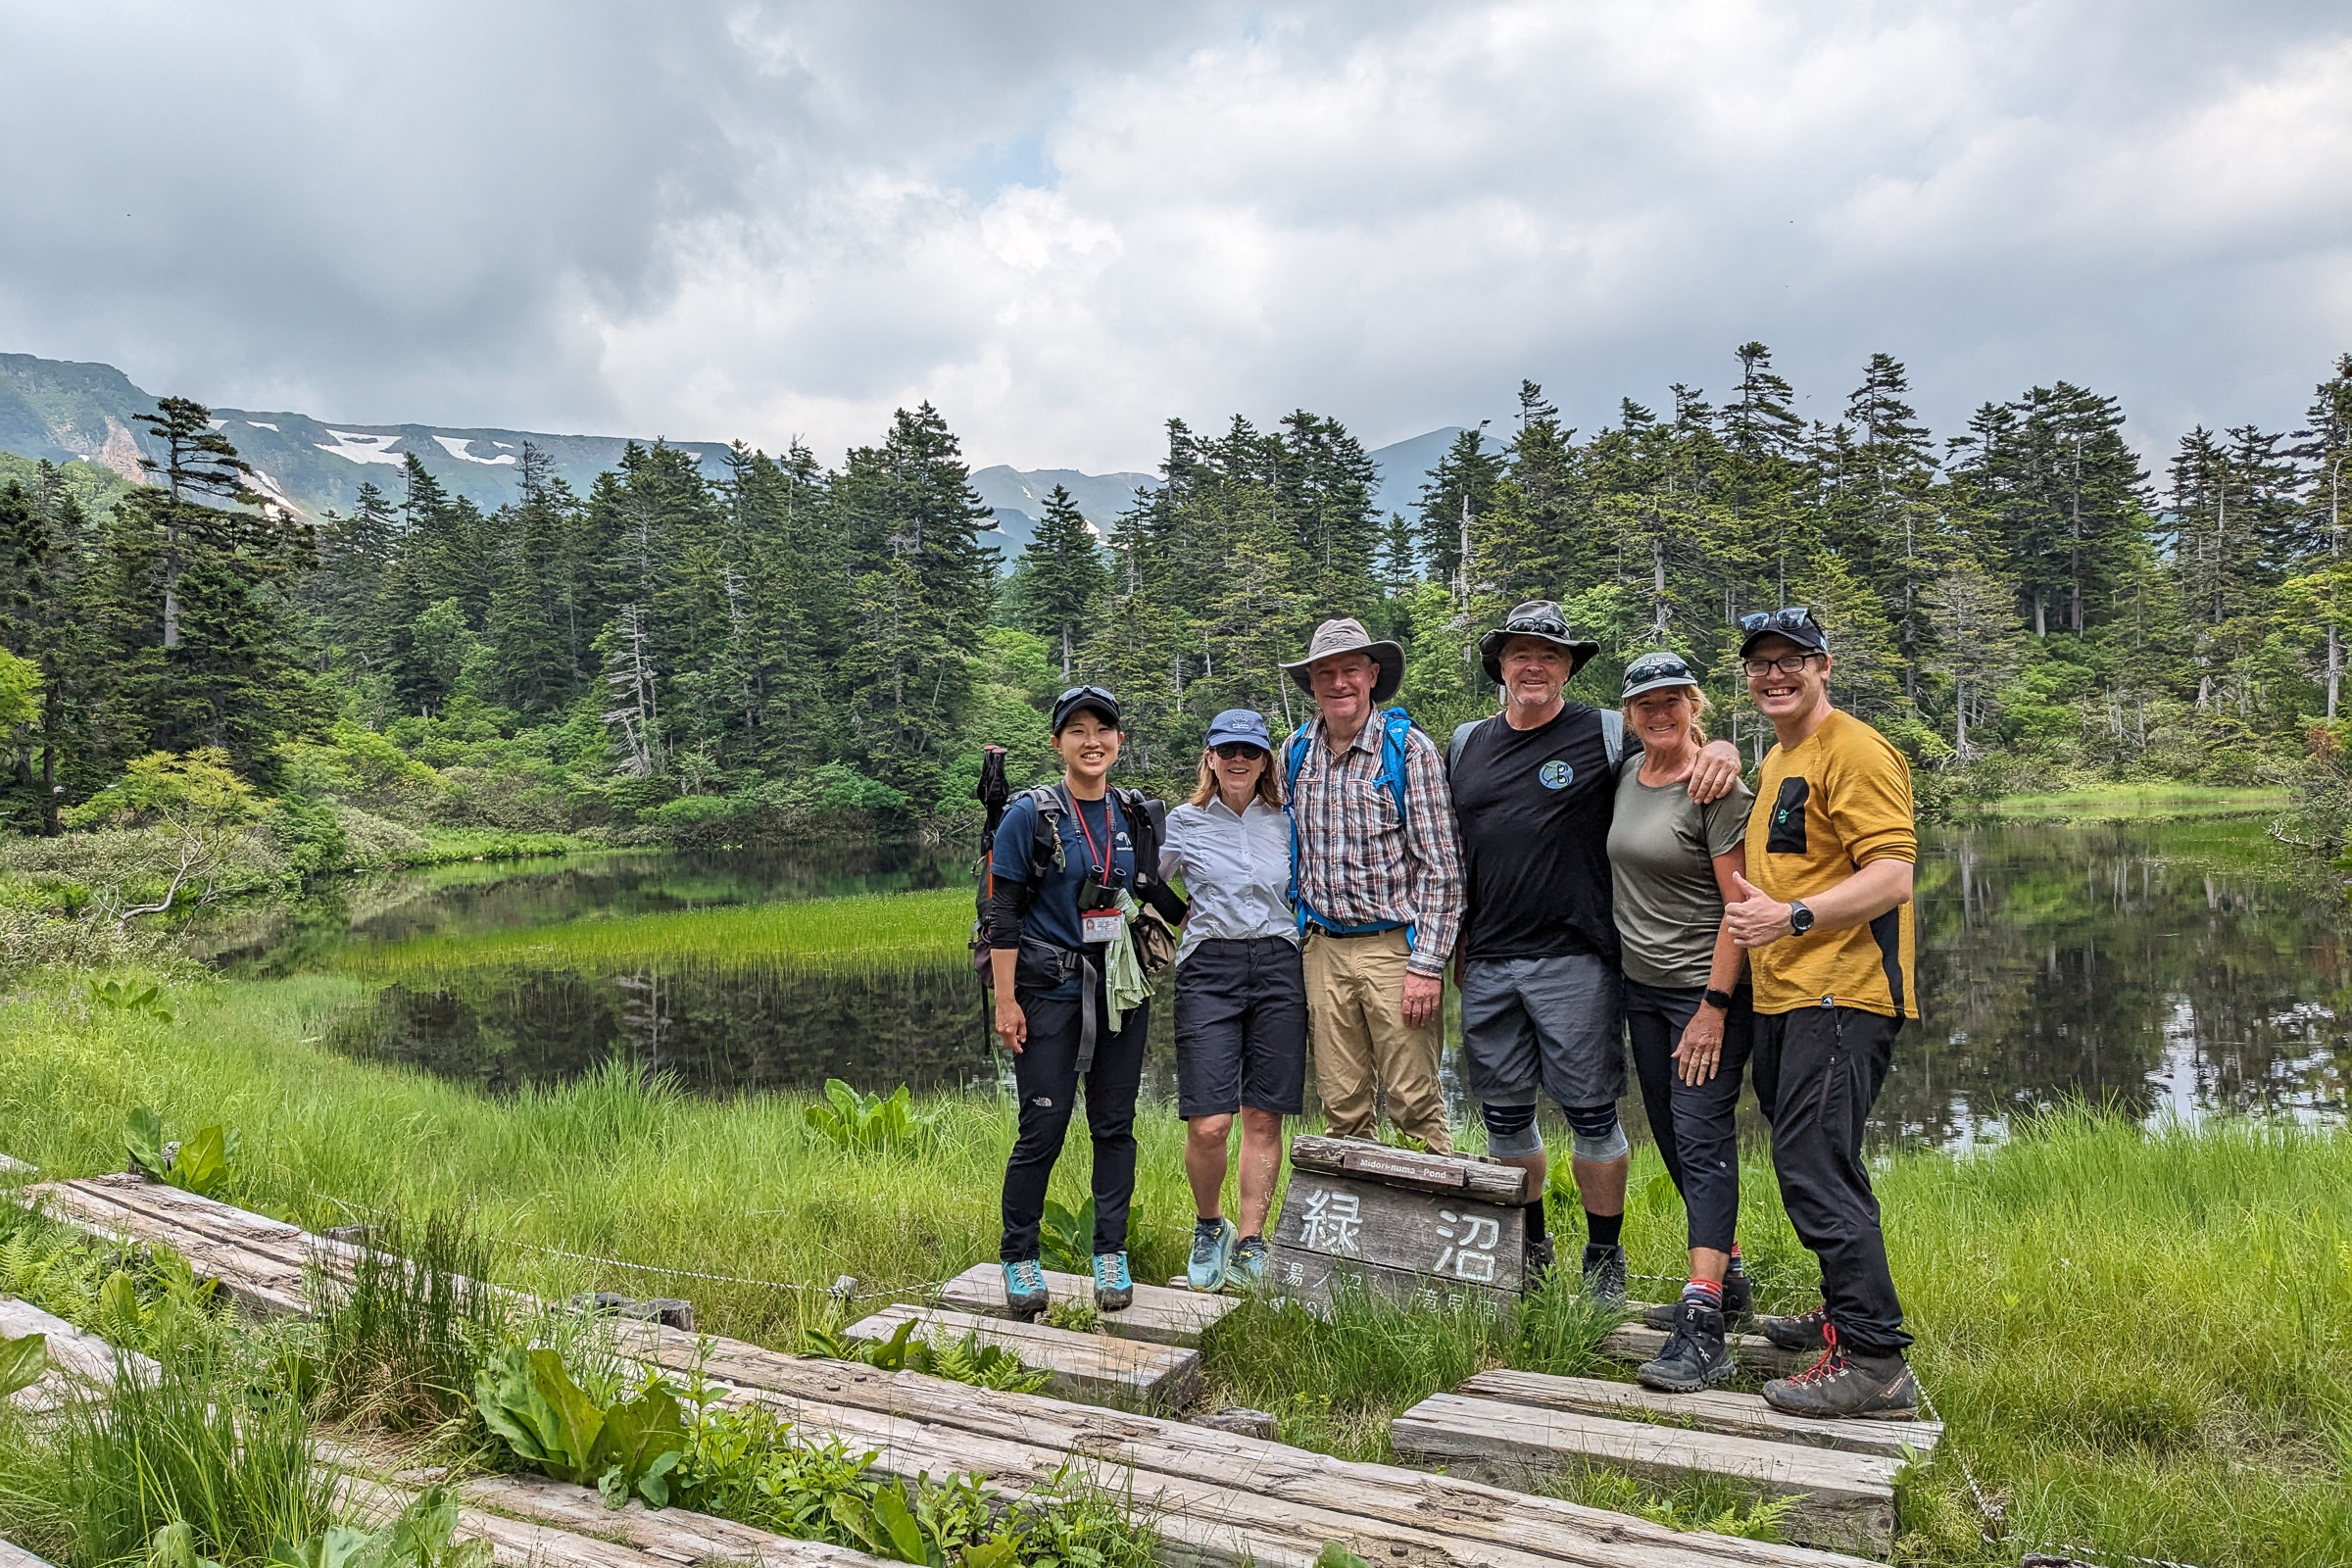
[1478,600,1600,685]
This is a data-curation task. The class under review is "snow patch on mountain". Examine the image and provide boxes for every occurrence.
[432,434,516,466]
[316,429,407,466]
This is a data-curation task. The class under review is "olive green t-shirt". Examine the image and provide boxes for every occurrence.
[1606,759,1754,988]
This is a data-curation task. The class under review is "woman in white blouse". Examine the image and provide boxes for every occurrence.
[1159,708,1307,1292]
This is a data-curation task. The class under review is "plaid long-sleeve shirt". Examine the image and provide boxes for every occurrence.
[1288,713,1467,976]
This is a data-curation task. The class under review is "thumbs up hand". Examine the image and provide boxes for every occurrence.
[1726,871,1794,949]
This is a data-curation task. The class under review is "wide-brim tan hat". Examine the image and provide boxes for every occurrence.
[1478,600,1601,685]
[1282,617,1404,703]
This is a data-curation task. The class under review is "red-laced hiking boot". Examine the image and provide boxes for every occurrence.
[1760,1325,1919,1420]
[1757,1300,1831,1352]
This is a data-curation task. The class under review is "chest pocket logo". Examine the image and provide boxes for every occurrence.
[1539,760,1574,790]
[1767,777,1810,854]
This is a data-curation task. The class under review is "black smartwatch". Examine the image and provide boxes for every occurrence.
[1701,988,1735,1012]
[1788,899,1815,936]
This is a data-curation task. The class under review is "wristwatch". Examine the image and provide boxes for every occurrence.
[1701,988,1735,1012]
[1788,899,1815,936]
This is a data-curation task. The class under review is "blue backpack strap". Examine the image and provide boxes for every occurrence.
[1375,707,1415,833]
[1283,725,1313,934]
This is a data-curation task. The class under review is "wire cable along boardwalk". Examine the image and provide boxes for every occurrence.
[8,1156,1892,1568]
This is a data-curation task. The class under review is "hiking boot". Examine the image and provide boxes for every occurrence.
[1580,1243,1627,1306]
[1761,1328,1919,1420]
[1002,1257,1049,1317]
[1758,1300,1831,1353]
[1188,1217,1239,1292]
[1092,1250,1134,1312]
[1230,1235,1269,1289]
[1641,1271,1752,1330]
[1637,1298,1738,1394]
[1525,1234,1556,1282]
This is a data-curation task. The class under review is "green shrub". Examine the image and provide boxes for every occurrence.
[472,1345,688,1507]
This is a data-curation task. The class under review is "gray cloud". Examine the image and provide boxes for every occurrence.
[2,1,2346,473]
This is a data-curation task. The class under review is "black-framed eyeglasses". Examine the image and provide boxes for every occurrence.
[1738,607,1818,635]
[1741,652,1826,678]
[1210,742,1266,761]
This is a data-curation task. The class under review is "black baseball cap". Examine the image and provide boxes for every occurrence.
[1051,685,1121,733]
[1737,607,1829,658]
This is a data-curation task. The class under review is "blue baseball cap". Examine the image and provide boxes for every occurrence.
[1203,709,1272,751]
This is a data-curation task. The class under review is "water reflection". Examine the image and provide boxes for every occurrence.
[268,821,2351,1150]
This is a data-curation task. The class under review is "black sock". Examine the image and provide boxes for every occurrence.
[1586,1210,1623,1250]
[1523,1200,1546,1245]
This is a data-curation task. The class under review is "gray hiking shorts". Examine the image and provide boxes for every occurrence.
[1457,952,1627,1115]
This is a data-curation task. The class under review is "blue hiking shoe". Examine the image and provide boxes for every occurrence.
[1092,1250,1134,1311]
[1002,1257,1049,1317]
[1230,1234,1270,1289]
[1188,1217,1239,1292]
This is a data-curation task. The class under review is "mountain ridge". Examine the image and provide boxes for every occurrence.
[0,351,1469,551]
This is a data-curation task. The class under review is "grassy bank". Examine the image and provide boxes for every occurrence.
[1964,784,2290,821]
[336,886,972,975]
[1,976,2346,1566]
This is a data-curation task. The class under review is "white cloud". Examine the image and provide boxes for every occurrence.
[2,1,2346,475]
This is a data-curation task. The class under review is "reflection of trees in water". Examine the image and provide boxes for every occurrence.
[1894,820,2350,1147]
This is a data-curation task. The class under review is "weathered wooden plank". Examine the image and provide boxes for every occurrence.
[21,1180,314,1315]
[1,1296,159,1410]
[0,1152,33,1177]
[339,1475,671,1568]
[1290,1135,1527,1202]
[1391,1392,1898,1557]
[0,1540,59,1568]
[1600,1321,1816,1380]
[1457,1368,1941,1460]
[844,1302,1200,1410]
[938,1261,1235,1347]
[1262,1246,1515,1318]
[615,1329,1883,1568]
[455,1473,896,1567]
[1268,1170,1525,1311]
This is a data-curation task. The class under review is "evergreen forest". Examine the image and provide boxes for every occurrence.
[5,344,2351,863]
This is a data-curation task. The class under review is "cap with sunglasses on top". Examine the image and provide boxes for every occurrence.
[1203,709,1271,754]
[1620,650,1704,703]
[1736,607,1829,658]
[1050,685,1121,734]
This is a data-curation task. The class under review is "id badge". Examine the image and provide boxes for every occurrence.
[1081,910,1124,945]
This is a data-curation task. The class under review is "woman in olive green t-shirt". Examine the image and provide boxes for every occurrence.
[1604,651,1755,1394]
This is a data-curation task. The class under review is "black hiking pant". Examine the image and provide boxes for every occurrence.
[1625,977,1753,1255]
[1000,953,1148,1262]
[1752,1003,1911,1357]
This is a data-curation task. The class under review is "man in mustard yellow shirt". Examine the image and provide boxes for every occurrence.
[1723,608,1920,1421]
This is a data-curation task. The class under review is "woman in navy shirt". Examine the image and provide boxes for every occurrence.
[987,686,1176,1317]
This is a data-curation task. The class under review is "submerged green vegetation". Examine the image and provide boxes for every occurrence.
[0,972,2345,1566]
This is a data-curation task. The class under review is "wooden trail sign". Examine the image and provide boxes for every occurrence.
[1269,1136,1529,1315]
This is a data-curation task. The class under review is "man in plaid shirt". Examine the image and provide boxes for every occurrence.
[1279,618,1466,1152]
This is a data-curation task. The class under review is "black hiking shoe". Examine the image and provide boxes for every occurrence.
[1641,1271,1752,1331]
[1580,1243,1627,1306]
[1758,1300,1831,1353]
[1761,1328,1919,1420]
[1637,1298,1738,1393]
[1525,1234,1556,1282]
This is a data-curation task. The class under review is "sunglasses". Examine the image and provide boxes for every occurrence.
[1210,742,1267,761]
[1504,614,1570,637]
[1626,656,1694,680]
[1738,607,1819,635]
[1056,684,1117,708]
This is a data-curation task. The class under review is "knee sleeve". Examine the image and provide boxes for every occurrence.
[1480,1101,1544,1159]
[1564,1102,1628,1162]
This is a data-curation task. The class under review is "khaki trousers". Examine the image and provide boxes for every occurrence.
[1301,928,1451,1152]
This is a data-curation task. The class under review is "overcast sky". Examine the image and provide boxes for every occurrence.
[3,1,2347,475]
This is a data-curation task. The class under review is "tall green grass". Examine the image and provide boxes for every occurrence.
[2,976,2346,1565]
[1967,784,2289,821]
[336,886,971,976]
[314,1208,509,1434]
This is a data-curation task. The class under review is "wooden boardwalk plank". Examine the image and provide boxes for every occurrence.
[456,1474,895,1568]
[0,1542,58,1568]
[845,1301,1200,1410]
[340,1475,672,1568]
[1458,1368,1941,1460]
[1290,1135,1529,1202]
[615,1327,1884,1568]
[1,1296,160,1410]
[938,1262,1235,1347]
[1602,1320,1816,1379]
[1392,1392,1898,1557]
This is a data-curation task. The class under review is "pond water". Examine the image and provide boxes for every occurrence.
[215,819,2351,1151]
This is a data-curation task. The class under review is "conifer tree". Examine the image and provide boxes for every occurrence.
[1009,484,1107,678]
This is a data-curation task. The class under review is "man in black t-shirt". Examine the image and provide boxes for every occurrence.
[1449,602,1740,1297]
